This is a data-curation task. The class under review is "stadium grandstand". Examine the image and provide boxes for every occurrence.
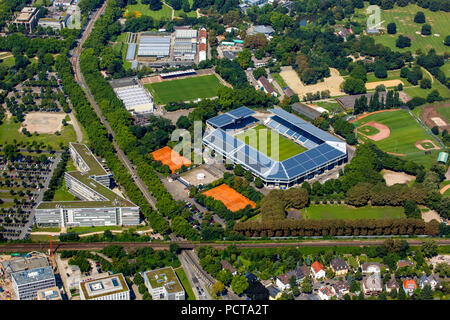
[160,69,196,79]
[203,107,347,188]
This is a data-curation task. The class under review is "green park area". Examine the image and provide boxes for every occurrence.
[174,267,196,300]
[0,117,77,150]
[174,0,196,18]
[436,105,450,122]
[354,4,450,54]
[355,109,440,167]
[271,73,288,88]
[0,52,15,67]
[144,75,223,105]
[235,125,306,161]
[125,0,172,20]
[304,204,405,220]
[314,100,345,114]
[366,69,402,83]
[112,33,131,70]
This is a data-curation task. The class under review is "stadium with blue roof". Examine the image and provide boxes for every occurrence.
[203,107,348,188]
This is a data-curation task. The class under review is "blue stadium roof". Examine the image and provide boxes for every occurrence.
[207,107,255,128]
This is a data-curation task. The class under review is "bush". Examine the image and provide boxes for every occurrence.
[387,22,397,34]
[420,78,432,89]
[421,24,432,35]
[396,35,411,48]
[445,36,450,46]
[414,12,426,23]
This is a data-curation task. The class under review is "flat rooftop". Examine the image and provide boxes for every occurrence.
[145,267,183,294]
[11,266,55,286]
[80,273,129,299]
[1,256,49,274]
[15,7,38,22]
[70,142,108,176]
[37,286,62,300]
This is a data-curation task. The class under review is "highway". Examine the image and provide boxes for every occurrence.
[69,0,157,209]
[1,239,450,253]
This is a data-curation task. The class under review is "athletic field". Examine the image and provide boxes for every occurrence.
[144,75,223,105]
[305,205,405,220]
[234,125,306,161]
[355,109,440,167]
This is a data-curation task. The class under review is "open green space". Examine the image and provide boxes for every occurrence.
[174,267,196,300]
[144,75,223,105]
[235,124,306,161]
[304,204,405,220]
[358,124,380,136]
[0,55,15,67]
[271,72,288,88]
[314,100,345,114]
[436,106,450,123]
[125,0,172,20]
[354,4,450,54]
[366,69,402,83]
[404,80,450,100]
[52,179,78,202]
[0,118,77,150]
[355,109,440,167]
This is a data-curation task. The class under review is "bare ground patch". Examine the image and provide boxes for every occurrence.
[366,79,404,90]
[382,169,415,186]
[421,209,442,223]
[20,112,66,134]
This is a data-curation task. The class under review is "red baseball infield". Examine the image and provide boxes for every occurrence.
[203,184,256,212]
[151,146,191,174]
[358,121,390,141]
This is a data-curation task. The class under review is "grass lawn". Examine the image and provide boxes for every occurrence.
[174,267,196,300]
[125,0,172,20]
[112,40,131,70]
[358,124,380,136]
[366,69,402,83]
[436,105,450,123]
[30,234,60,242]
[404,80,450,100]
[355,109,440,167]
[0,118,77,150]
[271,72,288,88]
[354,4,450,54]
[235,124,306,161]
[305,204,405,220]
[52,179,78,202]
[0,55,15,67]
[314,100,345,114]
[144,75,223,105]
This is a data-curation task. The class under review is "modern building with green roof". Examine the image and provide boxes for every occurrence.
[143,267,185,300]
[35,143,140,227]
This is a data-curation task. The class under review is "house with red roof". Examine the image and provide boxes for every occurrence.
[403,279,417,295]
[311,261,326,279]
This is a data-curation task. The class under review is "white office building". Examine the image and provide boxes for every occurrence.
[11,266,56,300]
[79,273,130,300]
[143,267,185,300]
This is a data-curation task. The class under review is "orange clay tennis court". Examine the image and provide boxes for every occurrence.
[203,184,256,212]
[151,146,191,174]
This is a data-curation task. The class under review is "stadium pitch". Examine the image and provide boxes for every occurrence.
[144,74,223,105]
[234,125,307,161]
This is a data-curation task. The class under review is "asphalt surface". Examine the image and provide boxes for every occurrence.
[69,1,157,210]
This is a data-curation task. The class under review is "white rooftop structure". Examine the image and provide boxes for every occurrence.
[114,85,154,115]
[175,29,198,39]
[138,35,171,57]
[79,273,130,300]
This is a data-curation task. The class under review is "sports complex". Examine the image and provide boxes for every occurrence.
[203,107,348,188]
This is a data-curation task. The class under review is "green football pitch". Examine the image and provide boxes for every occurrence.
[234,125,306,161]
[144,75,224,105]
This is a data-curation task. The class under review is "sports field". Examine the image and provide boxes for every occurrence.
[151,146,191,173]
[234,125,306,161]
[354,4,450,54]
[144,75,223,105]
[203,184,256,212]
[304,204,405,220]
[355,109,440,167]
[436,106,450,123]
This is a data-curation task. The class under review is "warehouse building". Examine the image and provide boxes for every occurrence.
[79,273,130,300]
[137,34,171,57]
[11,266,56,300]
[34,143,140,228]
[143,267,185,300]
[110,77,154,115]
[174,27,198,60]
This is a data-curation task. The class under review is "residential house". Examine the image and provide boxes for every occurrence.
[257,76,277,96]
[403,279,417,295]
[362,273,383,295]
[317,286,335,300]
[267,285,282,300]
[299,265,311,279]
[419,274,440,290]
[361,262,382,274]
[245,272,258,284]
[332,281,350,298]
[311,261,326,279]
[220,260,237,275]
[330,258,349,276]
[385,278,400,293]
[397,260,415,269]
[275,268,305,291]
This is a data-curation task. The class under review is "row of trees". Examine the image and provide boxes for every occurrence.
[353,89,401,115]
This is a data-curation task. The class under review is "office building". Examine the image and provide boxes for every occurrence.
[79,273,130,300]
[143,267,185,300]
[11,266,56,300]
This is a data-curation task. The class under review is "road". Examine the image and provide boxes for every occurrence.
[69,0,157,209]
[178,250,212,300]
[1,238,450,253]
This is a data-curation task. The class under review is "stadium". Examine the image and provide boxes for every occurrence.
[203,107,348,189]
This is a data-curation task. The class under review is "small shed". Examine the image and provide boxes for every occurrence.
[437,152,448,164]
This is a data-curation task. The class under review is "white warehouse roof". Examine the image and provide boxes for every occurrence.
[175,29,198,39]
[114,85,154,114]
[138,36,171,57]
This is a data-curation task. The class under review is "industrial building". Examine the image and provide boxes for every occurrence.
[79,273,130,300]
[143,267,185,300]
[1,256,50,277]
[11,266,56,300]
[174,27,198,61]
[203,107,347,189]
[248,25,275,38]
[137,34,171,58]
[292,102,327,120]
[126,43,137,61]
[38,11,70,30]
[35,143,140,228]
[110,77,154,115]
[14,7,40,33]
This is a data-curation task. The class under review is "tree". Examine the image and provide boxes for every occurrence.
[138,283,147,295]
[396,35,411,48]
[414,11,426,23]
[421,24,432,35]
[236,49,252,69]
[234,164,244,176]
[421,239,438,258]
[301,276,312,293]
[169,243,180,254]
[216,269,233,285]
[176,115,191,129]
[252,67,267,80]
[231,274,249,295]
[350,280,361,293]
[150,0,162,10]
[212,281,225,296]
[374,61,388,79]
[342,78,366,94]
[420,78,432,89]
[431,126,439,135]
[445,35,450,46]
[350,64,367,82]
[387,22,397,34]
[419,284,433,300]
[244,170,254,182]
[427,90,442,103]
[254,177,264,188]
[134,272,144,286]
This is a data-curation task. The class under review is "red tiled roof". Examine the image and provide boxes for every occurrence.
[403,279,417,289]
[199,43,207,51]
[311,261,324,273]
[199,30,207,38]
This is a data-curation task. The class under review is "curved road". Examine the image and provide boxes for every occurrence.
[69,1,157,209]
[1,239,450,253]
